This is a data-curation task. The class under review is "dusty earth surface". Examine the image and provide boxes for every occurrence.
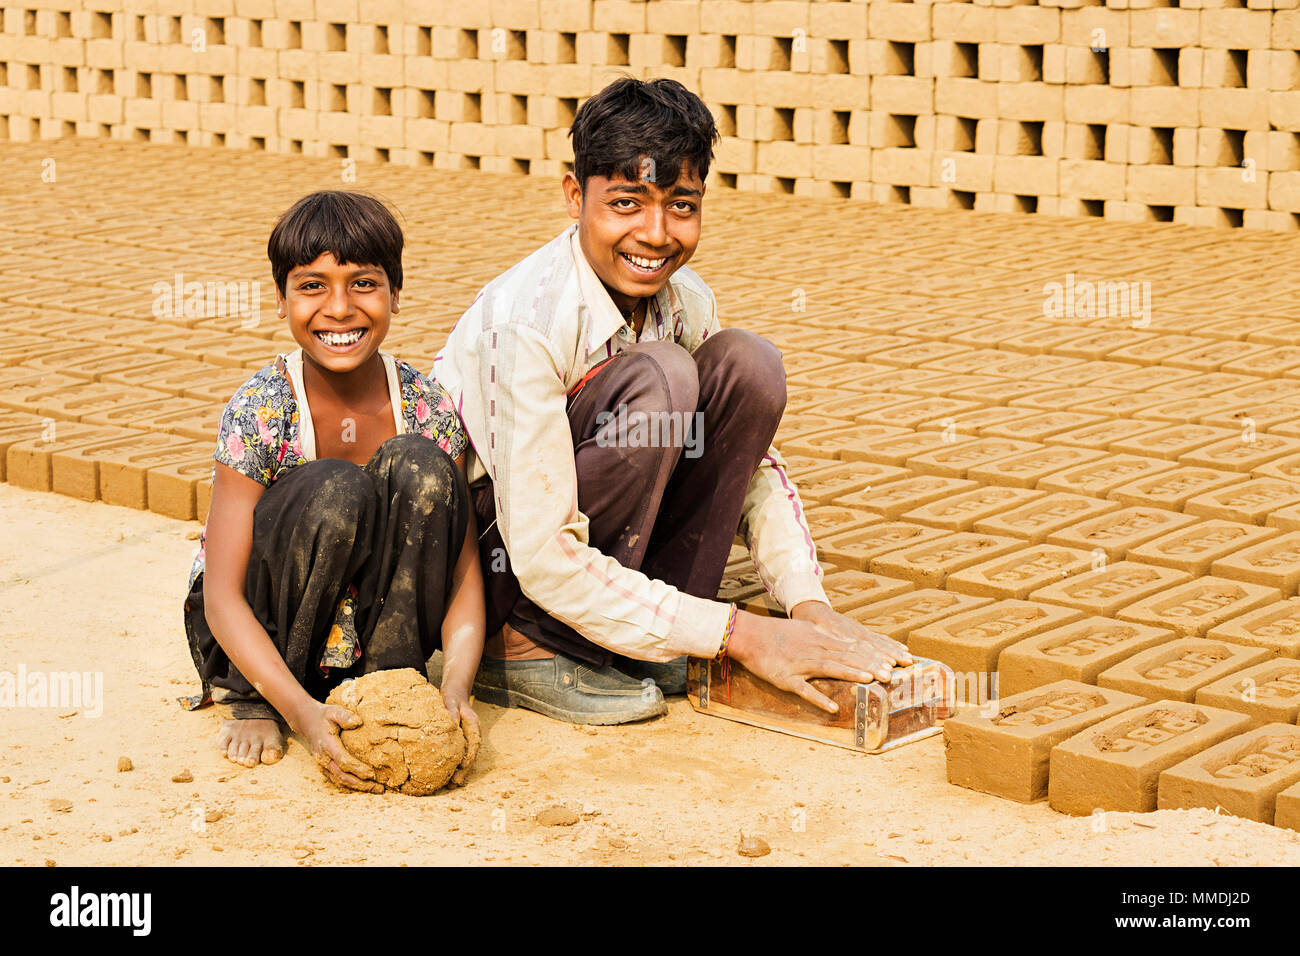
[2,483,1299,867]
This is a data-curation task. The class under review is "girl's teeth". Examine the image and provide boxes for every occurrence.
[626,254,666,269]
[320,330,364,346]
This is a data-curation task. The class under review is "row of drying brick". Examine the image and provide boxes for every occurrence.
[0,406,212,520]
[782,429,1300,512]
[946,681,1300,828]
[7,366,1300,526]
[724,519,1300,657]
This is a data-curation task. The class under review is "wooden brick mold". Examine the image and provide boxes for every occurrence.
[1158,724,1300,825]
[1048,701,1252,815]
[945,681,1145,804]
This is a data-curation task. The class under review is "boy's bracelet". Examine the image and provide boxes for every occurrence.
[715,603,738,663]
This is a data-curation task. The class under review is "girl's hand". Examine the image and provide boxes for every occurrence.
[442,686,481,787]
[292,700,383,793]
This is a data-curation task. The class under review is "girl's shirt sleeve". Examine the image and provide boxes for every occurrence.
[398,359,469,460]
[211,365,301,485]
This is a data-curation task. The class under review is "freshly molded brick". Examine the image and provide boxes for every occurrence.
[945,680,1145,803]
[1046,507,1199,561]
[1206,597,1300,657]
[998,617,1175,697]
[1031,562,1192,617]
[1128,520,1279,577]
[869,531,1022,588]
[1157,723,1300,824]
[910,600,1084,678]
[946,545,1094,600]
[1195,659,1300,728]
[847,589,993,642]
[1098,638,1274,702]
[1048,700,1252,815]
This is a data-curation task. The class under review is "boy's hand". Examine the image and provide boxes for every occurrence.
[294,700,383,793]
[442,686,481,787]
[790,601,912,670]
[726,605,912,714]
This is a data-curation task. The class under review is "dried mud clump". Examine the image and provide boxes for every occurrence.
[325,668,479,795]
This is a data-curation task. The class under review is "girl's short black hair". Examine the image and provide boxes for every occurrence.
[569,77,718,191]
[268,190,403,294]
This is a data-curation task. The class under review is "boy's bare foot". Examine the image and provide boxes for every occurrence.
[217,718,286,767]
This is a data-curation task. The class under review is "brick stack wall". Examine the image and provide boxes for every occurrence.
[5,0,1300,229]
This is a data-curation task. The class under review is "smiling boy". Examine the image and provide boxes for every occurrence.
[433,78,910,725]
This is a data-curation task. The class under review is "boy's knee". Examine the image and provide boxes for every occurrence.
[621,341,699,415]
[704,328,786,420]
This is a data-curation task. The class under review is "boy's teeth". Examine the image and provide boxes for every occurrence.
[319,329,364,346]
[625,254,666,269]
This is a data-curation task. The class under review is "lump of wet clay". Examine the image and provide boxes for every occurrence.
[325,668,479,795]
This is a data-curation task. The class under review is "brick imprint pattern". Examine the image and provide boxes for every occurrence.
[7,137,1300,825]
[7,2,1300,229]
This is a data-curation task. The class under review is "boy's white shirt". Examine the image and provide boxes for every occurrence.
[432,223,827,662]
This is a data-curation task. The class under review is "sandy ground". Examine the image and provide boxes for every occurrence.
[2,483,1299,867]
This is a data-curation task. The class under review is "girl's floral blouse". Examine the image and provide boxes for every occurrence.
[187,353,467,587]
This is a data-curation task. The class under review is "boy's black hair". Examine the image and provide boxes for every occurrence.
[569,77,718,191]
[268,190,403,295]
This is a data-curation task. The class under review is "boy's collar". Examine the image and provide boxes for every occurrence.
[567,224,678,354]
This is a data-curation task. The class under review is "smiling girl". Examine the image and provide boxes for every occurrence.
[181,191,484,791]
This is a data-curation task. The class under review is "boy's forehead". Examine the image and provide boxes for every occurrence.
[289,252,385,274]
[598,163,704,194]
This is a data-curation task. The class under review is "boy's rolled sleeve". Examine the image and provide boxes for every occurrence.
[740,447,829,613]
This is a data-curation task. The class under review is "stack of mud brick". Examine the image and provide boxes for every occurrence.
[4,1,1300,229]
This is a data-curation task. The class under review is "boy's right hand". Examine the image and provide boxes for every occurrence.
[293,701,383,793]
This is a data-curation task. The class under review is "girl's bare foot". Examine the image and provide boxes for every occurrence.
[217,718,286,767]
